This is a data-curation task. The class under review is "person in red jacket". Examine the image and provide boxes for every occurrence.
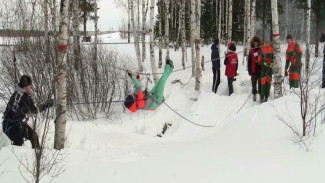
[224,41,238,96]
[247,36,262,101]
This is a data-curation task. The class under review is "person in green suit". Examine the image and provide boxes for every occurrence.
[124,57,174,112]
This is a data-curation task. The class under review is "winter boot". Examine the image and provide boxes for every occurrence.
[166,56,174,69]
[253,94,256,101]
[260,97,264,103]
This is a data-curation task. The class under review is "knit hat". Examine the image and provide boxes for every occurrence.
[124,95,135,108]
[18,75,32,88]
[228,41,236,51]
[214,38,219,45]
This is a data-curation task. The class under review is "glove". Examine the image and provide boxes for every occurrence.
[285,70,288,77]
[44,99,54,108]
[126,70,132,78]
[40,99,54,112]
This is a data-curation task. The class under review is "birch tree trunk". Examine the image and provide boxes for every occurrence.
[225,0,228,41]
[285,0,288,39]
[195,0,201,91]
[181,0,186,69]
[246,0,251,57]
[250,0,256,38]
[191,0,196,76]
[165,0,170,56]
[128,0,131,43]
[271,0,283,98]
[44,0,50,61]
[131,0,143,72]
[218,0,222,41]
[158,0,163,68]
[220,0,224,42]
[243,0,247,66]
[73,0,81,70]
[150,0,158,83]
[54,0,69,150]
[141,0,148,62]
[305,0,311,72]
[227,0,233,42]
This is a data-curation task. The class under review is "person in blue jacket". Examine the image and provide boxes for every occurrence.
[211,38,220,93]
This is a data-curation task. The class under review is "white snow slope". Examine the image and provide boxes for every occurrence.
[1,32,325,183]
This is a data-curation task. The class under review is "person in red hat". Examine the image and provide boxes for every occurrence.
[224,41,238,96]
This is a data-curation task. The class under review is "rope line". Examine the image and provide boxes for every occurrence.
[163,101,216,128]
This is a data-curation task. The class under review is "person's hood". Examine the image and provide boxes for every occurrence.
[15,85,25,93]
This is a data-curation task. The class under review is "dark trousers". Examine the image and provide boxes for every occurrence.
[322,56,325,88]
[212,68,221,93]
[227,77,234,96]
[251,74,261,95]
[2,122,40,149]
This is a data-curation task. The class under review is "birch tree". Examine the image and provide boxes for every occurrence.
[54,0,69,150]
[227,0,233,42]
[165,0,170,56]
[195,0,201,91]
[191,0,196,76]
[150,0,158,83]
[44,0,50,61]
[305,0,311,72]
[158,0,163,68]
[271,0,283,98]
[250,0,256,38]
[246,0,251,59]
[73,0,81,70]
[181,0,186,69]
[141,0,148,62]
[131,0,143,72]
[218,0,222,41]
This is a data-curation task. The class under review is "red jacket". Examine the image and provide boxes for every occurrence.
[225,51,238,78]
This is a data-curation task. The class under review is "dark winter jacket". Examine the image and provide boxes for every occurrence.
[320,32,325,54]
[248,48,262,75]
[211,44,220,70]
[3,86,50,122]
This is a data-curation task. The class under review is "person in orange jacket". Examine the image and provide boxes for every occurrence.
[124,57,174,112]
[258,40,274,103]
[285,35,302,88]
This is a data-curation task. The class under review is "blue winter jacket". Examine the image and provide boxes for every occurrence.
[211,44,220,70]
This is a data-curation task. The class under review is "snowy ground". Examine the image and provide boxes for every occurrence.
[0,32,325,183]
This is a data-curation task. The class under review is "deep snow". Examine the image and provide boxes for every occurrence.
[0,32,325,183]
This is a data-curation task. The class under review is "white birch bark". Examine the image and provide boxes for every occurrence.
[191,0,196,76]
[305,0,311,72]
[54,0,69,150]
[250,0,256,38]
[246,0,251,57]
[150,0,158,83]
[158,0,162,68]
[271,0,283,98]
[165,0,170,56]
[141,0,148,62]
[195,0,201,91]
[181,0,186,69]
[227,0,233,42]
[218,0,222,41]
[131,0,143,72]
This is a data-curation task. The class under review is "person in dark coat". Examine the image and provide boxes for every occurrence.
[224,41,238,96]
[320,29,325,88]
[211,38,221,93]
[2,75,54,149]
[247,36,262,101]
